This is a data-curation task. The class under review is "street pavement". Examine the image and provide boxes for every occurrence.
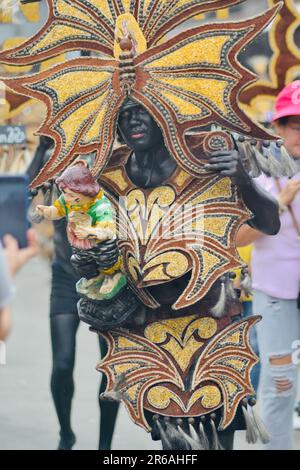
[0,256,300,450]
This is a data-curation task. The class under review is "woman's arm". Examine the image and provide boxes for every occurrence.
[26,136,54,184]
[205,150,281,235]
[236,224,264,247]
[0,230,38,341]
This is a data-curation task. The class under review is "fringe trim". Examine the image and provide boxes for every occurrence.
[211,281,226,318]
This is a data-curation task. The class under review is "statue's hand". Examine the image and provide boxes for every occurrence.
[204,150,249,185]
[36,204,52,219]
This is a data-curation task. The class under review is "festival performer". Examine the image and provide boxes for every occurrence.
[0,0,294,450]
[27,139,119,450]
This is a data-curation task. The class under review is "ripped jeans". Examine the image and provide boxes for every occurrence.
[253,289,300,450]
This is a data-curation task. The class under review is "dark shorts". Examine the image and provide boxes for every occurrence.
[50,263,80,317]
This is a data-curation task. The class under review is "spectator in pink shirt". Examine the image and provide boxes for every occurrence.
[237,81,300,449]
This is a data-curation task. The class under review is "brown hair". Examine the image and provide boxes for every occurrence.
[55,161,100,197]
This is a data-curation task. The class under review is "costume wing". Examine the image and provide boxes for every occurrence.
[2,58,122,187]
[141,175,251,309]
[128,0,246,46]
[191,316,259,429]
[97,329,185,432]
[0,0,246,65]
[131,5,281,176]
[0,0,115,64]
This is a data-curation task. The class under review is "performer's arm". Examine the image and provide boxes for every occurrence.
[26,136,54,184]
[204,150,280,235]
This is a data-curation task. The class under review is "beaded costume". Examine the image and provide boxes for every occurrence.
[0,0,291,449]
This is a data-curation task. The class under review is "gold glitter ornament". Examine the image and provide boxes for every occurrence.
[98,315,259,430]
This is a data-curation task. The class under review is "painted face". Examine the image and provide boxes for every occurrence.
[274,116,300,159]
[60,187,92,206]
[118,104,164,151]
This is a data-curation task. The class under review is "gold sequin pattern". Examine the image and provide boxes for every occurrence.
[147,386,186,411]
[173,170,192,188]
[191,178,233,205]
[31,25,90,54]
[46,70,111,106]
[147,35,229,68]
[103,169,129,192]
[125,187,176,245]
[188,385,222,410]
[203,216,232,239]
[145,316,217,371]
[143,252,189,282]
[59,94,105,148]
[155,77,228,116]
[159,90,204,118]
[55,0,97,26]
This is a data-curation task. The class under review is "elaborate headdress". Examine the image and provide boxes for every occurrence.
[0,0,283,187]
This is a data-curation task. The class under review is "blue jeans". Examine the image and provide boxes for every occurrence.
[253,289,300,450]
[241,301,260,393]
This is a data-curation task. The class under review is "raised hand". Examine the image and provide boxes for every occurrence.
[277,178,300,207]
[3,229,38,278]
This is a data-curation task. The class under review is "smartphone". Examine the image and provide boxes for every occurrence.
[0,174,29,248]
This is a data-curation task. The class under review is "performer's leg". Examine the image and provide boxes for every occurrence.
[50,313,80,450]
[254,289,300,450]
[98,336,120,450]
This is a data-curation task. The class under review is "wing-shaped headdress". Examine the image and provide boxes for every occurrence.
[0,0,282,187]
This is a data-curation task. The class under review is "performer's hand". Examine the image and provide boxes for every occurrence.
[204,150,249,184]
